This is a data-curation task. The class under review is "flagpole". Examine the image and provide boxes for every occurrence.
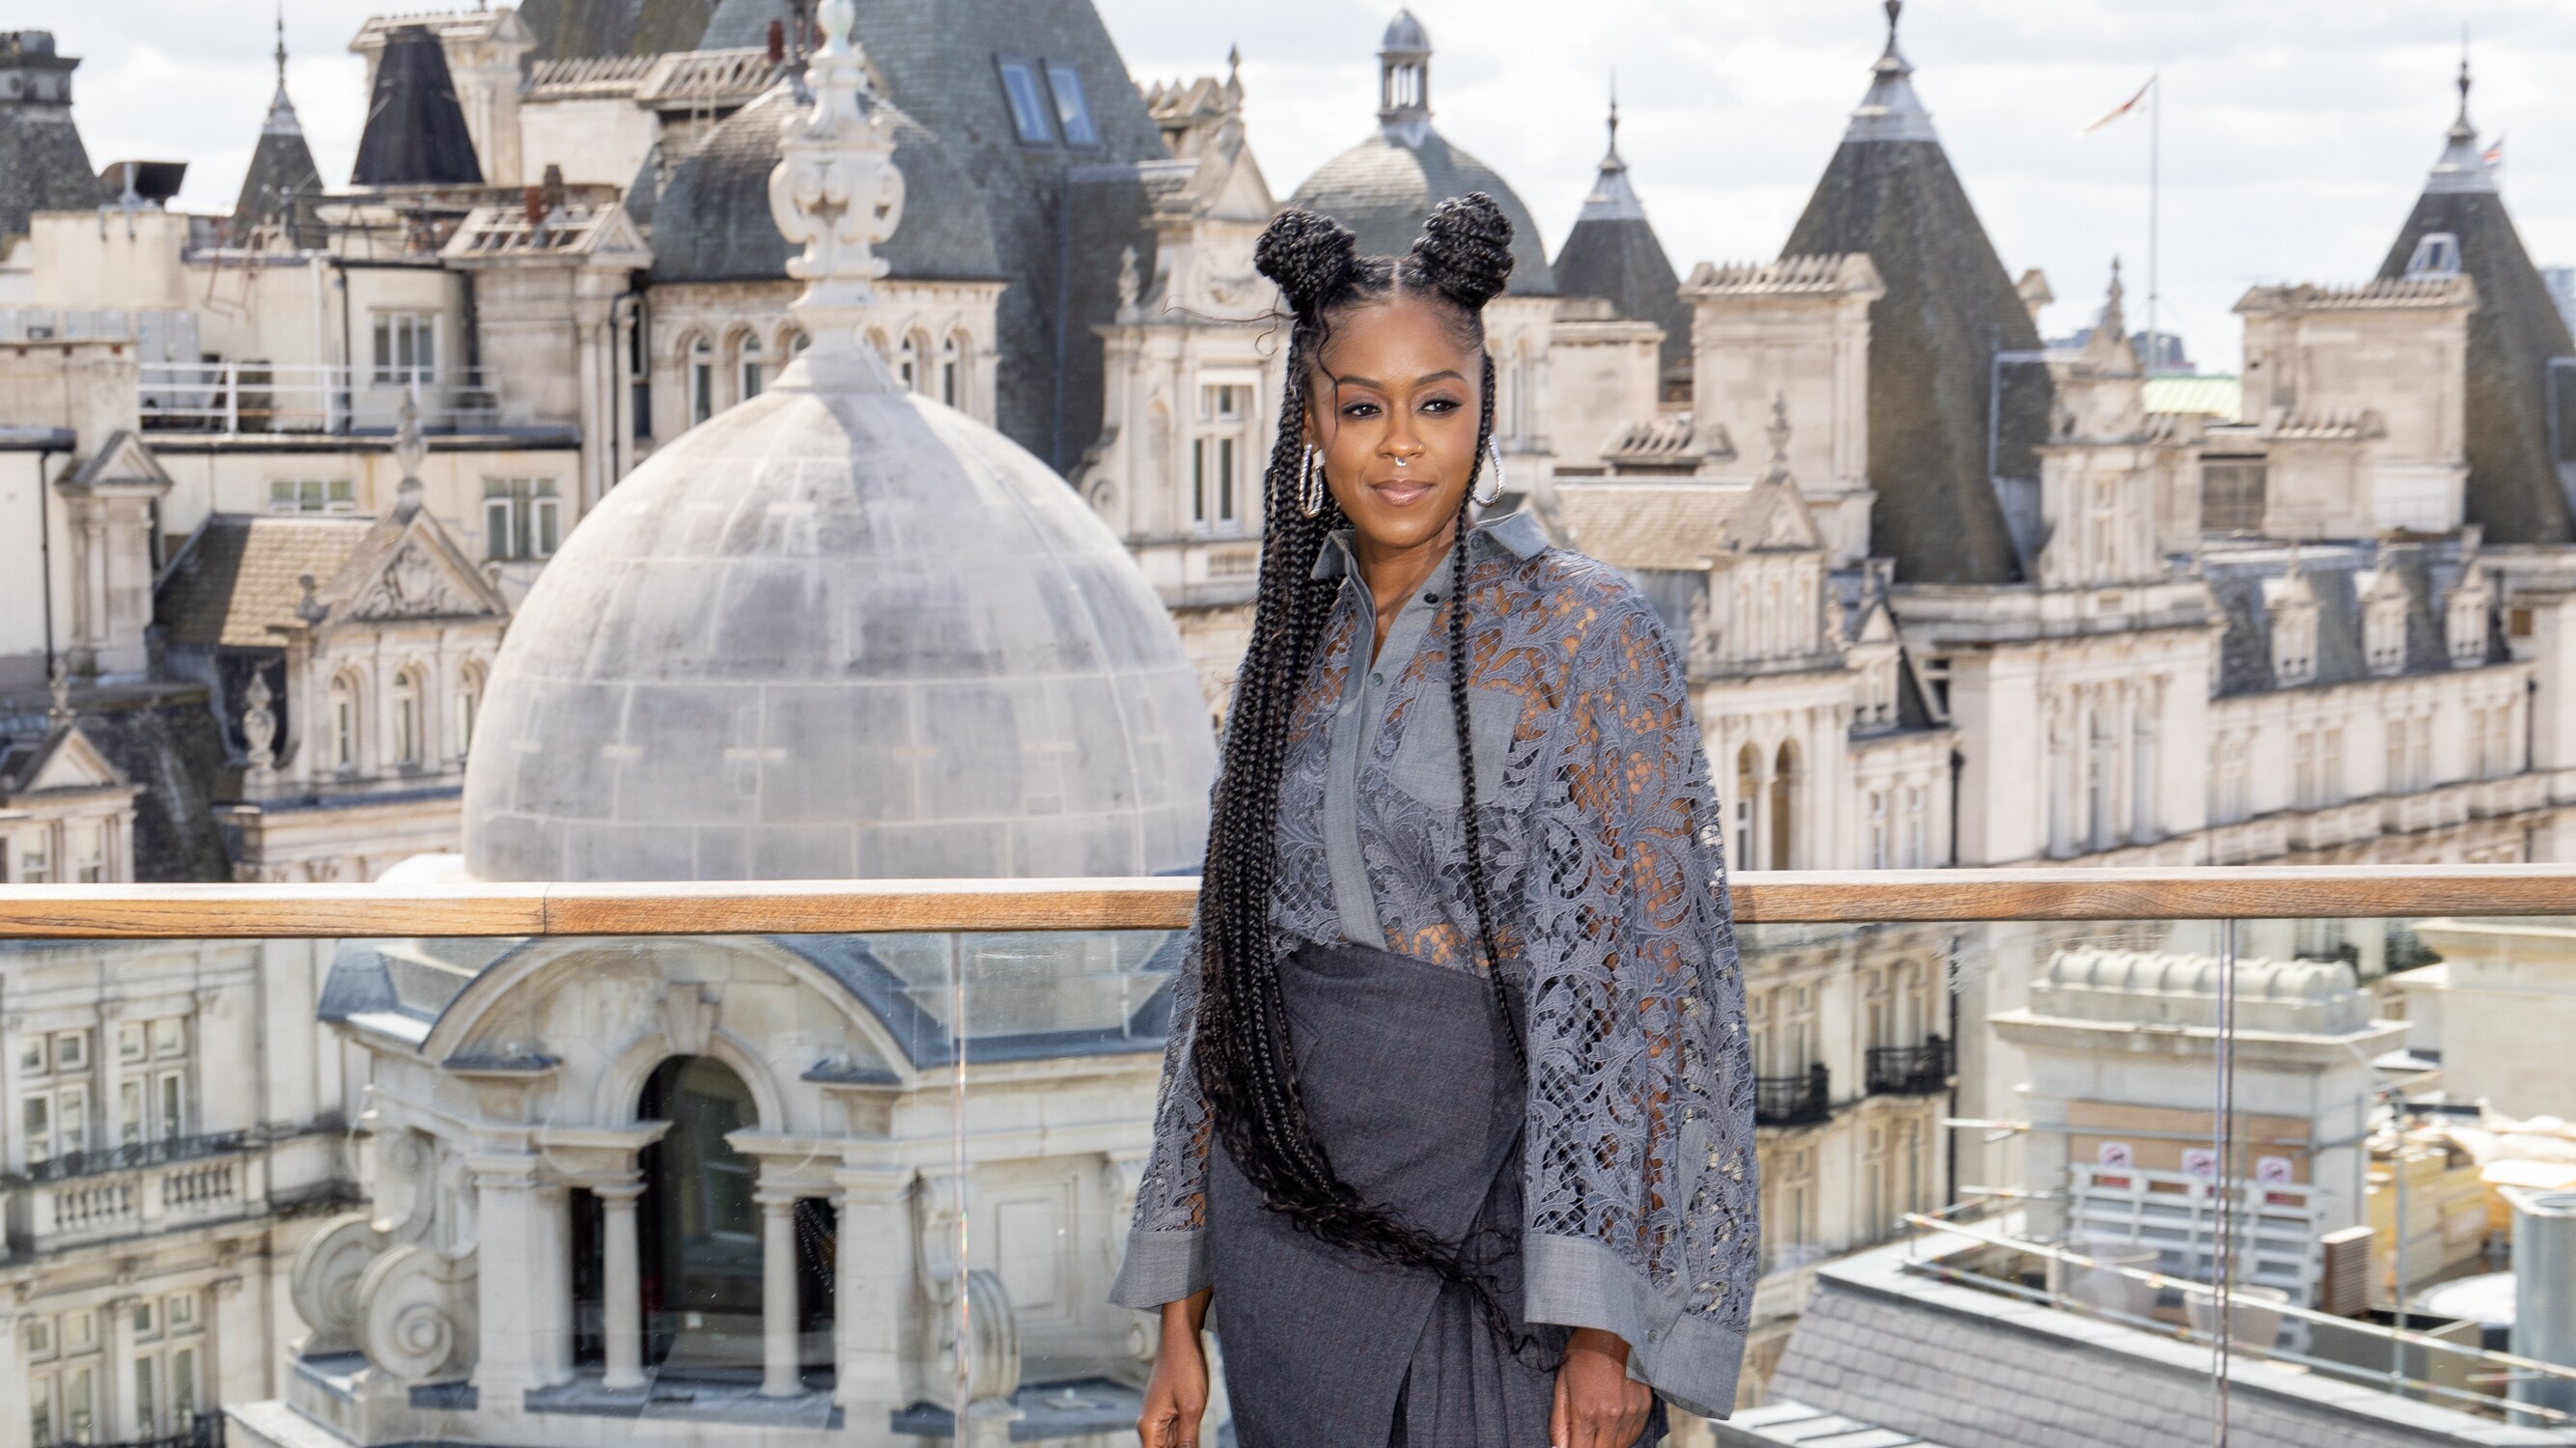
[2148,73,2161,374]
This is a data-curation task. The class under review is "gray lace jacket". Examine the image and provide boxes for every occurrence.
[1109,511,1758,1417]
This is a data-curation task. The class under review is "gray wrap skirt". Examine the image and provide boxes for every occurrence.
[1206,940,1665,1448]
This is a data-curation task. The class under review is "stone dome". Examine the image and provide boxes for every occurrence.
[462,366,1217,882]
[1289,133,1555,296]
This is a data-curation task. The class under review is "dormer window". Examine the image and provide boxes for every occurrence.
[2449,571,2492,665]
[2271,601,2317,685]
[2365,597,2406,676]
[2405,232,2462,278]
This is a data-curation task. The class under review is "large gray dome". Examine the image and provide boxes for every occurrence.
[1289,131,1556,296]
[463,368,1216,882]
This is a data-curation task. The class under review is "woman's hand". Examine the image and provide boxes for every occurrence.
[1550,1326,1654,1448]
[1136,1290,1213,1448]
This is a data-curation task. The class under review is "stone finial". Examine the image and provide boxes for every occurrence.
[392,382,427,514]
[242,671,278,779]
[769,0,905,364]
[1761,392,1793,486]
[1115,245,1140,321]
[295,572,327,625]
[45,656,72,728]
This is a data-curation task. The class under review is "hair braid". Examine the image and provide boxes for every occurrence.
[1193,195,1549,1363]
[1446,350,1525,1079]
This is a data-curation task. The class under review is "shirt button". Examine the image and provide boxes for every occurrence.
[1369,672,1384,686]
[1423,592,1439,604]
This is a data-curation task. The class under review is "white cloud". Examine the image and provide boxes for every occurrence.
[26,0,2576,368]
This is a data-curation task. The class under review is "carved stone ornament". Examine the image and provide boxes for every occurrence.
[355,1243,480,1384]
[768,0,904,354]
[351,543,478,620]
[290,1211,390,1354]
[935,1268,1022,1406]
[241,671,278,773]
[658,984,719,1057]
[913,1169,966,1305]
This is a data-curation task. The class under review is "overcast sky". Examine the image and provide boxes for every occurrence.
[32,0,2576,369]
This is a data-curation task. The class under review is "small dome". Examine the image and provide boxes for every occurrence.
[1289,132,1556,296]
[463,368,1216,882]
[1381,10,1430,54]
[648,86,1000,285]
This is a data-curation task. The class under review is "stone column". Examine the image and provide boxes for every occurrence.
[467,1154,573,1395]
[105,1294,138,1440]
[0,1301,32,1448]
[832,1167,912,1411]
[758,1191,800,1397]
[595,1179,647,1390]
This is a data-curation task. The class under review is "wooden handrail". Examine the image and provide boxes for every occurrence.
[4,866,2576,938]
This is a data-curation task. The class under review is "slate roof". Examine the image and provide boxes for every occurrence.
[350,26,484,187]
[697,0,794,50]
[646,86,1002,286]
[1554,134,1691,376]
[1779,12,2044,587]
[230,92,325,249]
[1552,480,1750,570]
[1288,129,1555,295]
[2200,541,2493,698]
[1772,1239,2546,1448]
[154,515,375,649]
[2375,113,2576,544]
[516,0,714,61]
[0,33,102,241]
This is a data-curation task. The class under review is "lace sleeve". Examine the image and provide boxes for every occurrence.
[1108,912,1214,1308]
[1518,589,1757,1418]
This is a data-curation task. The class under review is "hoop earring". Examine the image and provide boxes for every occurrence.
[1301,444,1327,518]
[1474,438,1506,508]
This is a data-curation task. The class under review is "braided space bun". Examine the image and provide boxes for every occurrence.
[1411,192,1515,311]
[1254,209,1360,318]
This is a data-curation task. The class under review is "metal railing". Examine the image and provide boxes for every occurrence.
[9,1130,249,1184]
[1864,1036,1948,1097]
[1754,1064,1833,1127]
[136,362,502,435]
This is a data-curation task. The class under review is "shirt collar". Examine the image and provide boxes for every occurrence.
[1309,508,1551,582]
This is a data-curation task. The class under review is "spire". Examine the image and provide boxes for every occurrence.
[769,0,905,391]
[1844,0,1936,143]
[2424,42,2497,195]
[264,3,302,137]
[1377,10,1432,146]
[1577,78,1643,222]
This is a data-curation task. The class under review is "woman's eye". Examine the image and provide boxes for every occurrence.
[1420,397,1460,414]
[1340,401,1382,419]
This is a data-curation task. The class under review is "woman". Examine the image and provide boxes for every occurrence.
[1111,194,1756,1448]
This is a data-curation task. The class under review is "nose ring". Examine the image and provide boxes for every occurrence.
[1394,457,1410,467]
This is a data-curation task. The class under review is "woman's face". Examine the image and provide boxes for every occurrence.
[1305,294,1484,556]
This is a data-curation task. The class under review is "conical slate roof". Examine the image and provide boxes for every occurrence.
[1554,101,1689,376]
[231,28,324,249]
[0,32,104,241]
[1779,1,2042,585]
[350,25,483,187]
[2374,64,2574,545]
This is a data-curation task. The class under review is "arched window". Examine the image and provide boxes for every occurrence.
[863,329,890,368]
[454,663,483,760]
[737,332,765,402]
[1770,741,1798,870]
[329,673,361,771]
[1734,743,1761,869]
[896,333,920,392]
[782,328,808,356]
[392,668,424,766]
[635,1057,781,1378]
[686,335,714,425]
[940,332,964,408]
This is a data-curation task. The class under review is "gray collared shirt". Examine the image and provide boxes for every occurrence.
[1113,510,1758,1418]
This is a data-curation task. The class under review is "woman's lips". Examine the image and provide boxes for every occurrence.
[1368,477,1436,507]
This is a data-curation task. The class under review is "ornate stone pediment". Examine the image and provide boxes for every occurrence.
[325,515,511,627]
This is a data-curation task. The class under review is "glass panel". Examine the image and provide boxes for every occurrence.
[1046,61,1097,146]
[996,59,1052,143]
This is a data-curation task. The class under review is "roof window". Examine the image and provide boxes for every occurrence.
[997,57,1053,144]
[2404,232,2462,278]
[1047,62,1098,147]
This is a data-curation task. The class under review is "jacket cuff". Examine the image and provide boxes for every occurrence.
[1524,1232,1747,1420]
[1108,1227,1209,1310]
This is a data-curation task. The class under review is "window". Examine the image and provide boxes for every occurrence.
[20,1029,94,1166]
[13,830,50,884]
[2365,599,2406,676]
[996,58,1054,144]
[1046,61,1098,146]
[2201,457,2266,533]
[70,824,104,884]
[32,1362,97,1448]
[393,668,423,766]
[2272,604,2317,685]
[2450,589,2489,664]
[899,332,925,393]
[455,664,483,759]
[1734,744,1760,870]
[371,311,437,384]
[111,1016,191,1148]
[1190,384,1254,533]
[1903,784,1930,867]
[737,333,764,402]
[1866,790,1889,870]
[2405,231,2463,278]
[484,477,562,562]
[687,335,714,425]
[940,333,962,407]
[268,479,355,514]
[328,673,359,771]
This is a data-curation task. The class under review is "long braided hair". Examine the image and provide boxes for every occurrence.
[1191,193,1536,1351]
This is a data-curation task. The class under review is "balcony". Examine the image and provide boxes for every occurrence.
[1863,1036,1948,1096]
[1754,1064,1832,1127]
[6,1132,264,1253]
[136,362,506,436]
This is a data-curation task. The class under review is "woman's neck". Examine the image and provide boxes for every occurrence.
[1355,527,1455,663]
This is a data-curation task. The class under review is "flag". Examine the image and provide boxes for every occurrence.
[2483,134,2506,167]
[2079,75,2155,136]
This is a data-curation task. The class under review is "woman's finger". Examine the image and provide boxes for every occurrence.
[1549,1369,1570,1448]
